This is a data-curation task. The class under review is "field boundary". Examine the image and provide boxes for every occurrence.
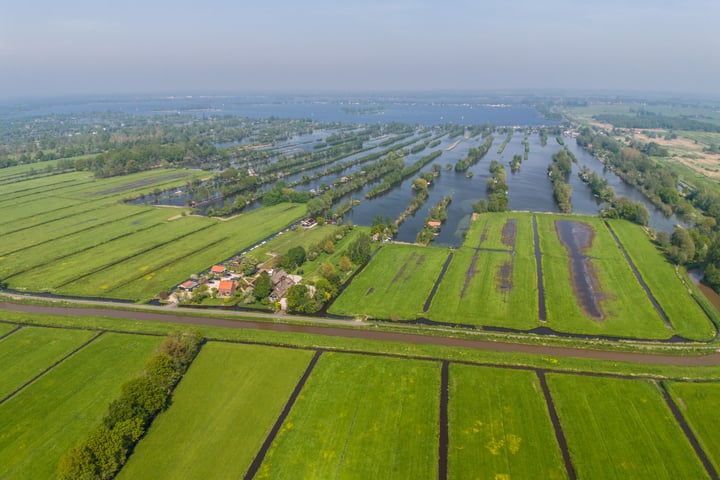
[0,324,23,341]
[423,253,454,312]
[438,361,449,480]
[657,381,719,479]
[0,330,105,405]
[243,349,323,480]
[537,370,576,480]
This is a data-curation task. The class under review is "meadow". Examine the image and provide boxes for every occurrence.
[547,374,708,479]
[1,316,718,479]
[328,243,450,320]
[0,332,160,479]
[118,343,314,479]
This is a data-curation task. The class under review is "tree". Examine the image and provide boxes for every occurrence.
[348,233,371,264]
[239,255,259,276]
[339,255,352,272]
[254,272,272,301]
[281,246,306,270]
[286,284,317,313]
[321,262,336,278]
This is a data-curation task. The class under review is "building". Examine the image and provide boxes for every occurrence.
[270,269,296,301]
[179,280,197,290]
[218,280,238,297]
[211,265,226,275]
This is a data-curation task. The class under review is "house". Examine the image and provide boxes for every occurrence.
[218,280,238,297]
[270,269,296,300]
[427,221,442,228]
[179,280,197,290]
[211,265,226,275]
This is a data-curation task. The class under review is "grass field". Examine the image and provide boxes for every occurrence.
[448,365,567,479]
[0,326,97,400]
[547,374,708,479]
[606,219,715,340]
[536,214,671,339]
[0,332,160,479]
[256,352,440,479]
[426,213,538,329]
[666,382,720,472]
[119,342,314,479]
[328,244,450,320]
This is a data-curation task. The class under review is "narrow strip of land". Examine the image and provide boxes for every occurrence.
[533,216,547,321]
[423,253,453,312]
[2,300,720,366]
[438,361,449,480]
[243,350,323,480]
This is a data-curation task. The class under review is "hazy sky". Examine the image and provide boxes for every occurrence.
[1,0,718,97]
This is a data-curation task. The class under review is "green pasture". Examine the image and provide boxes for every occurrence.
[329,244,449,320]
[0,170,92,197]
[463,213,520,251]
[0,204,155,256]
[536,214,670,339]
[606,219,715,340]
[0,332,160,480]
[426,213,537,328]
[547,374,708,479]
[0,208,174,279]
[257,352,440,479]
[666,382,720,472]
[119,342,313,479]
[10,217,209,290]
[0,326,96,400]
[96,203,304,300]
[448,365,567,479]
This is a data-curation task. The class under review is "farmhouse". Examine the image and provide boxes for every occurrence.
[211,265,226,275]
[269,269,296,301]
[427,221,442,228]
[179,280,197,290]
[217,280,238,297]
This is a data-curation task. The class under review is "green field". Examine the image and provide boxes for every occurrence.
[257,352,440,479]
[0,165,305,301]
[666,382,720,472]
[606,219,715,340]
[449,364,567,479]
[547,374,708,479]
[328,244,450,319]
[119,342,314,479]
[536,214,672,339]
[426,213,538,329]
[0,332,160,479]
[0,326,97,400]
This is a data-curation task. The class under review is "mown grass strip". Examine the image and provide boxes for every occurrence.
[118,342,315,479]
[255,352,440,479]
[547,374,709,479]
[448,365,568,480]
[0,327,99,402]
[0,333,160,480]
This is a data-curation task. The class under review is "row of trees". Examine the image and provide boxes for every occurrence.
[454,136,494,172]
[57,331,203,480]
[548,148,574,213]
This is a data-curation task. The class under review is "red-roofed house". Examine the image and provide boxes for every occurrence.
[211,265,226,274]
[218,280,238,297]
[179,280,197,290]
[427,221,442,228]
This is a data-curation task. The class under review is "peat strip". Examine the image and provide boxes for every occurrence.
[0,324,23,341]
[536,370,576,480]
[243,349,323,480]
[423,253,454,312]
[604,221,672,328]
[0,330,105,406]
[438,361,449,480]
[657,381,719,480]
[532,216,547,321]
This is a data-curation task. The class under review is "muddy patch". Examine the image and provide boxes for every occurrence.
[388,252,417,291]
[497,260,513,294]
[501,218,517,250]
[555,220,604,319]
[461,251,480,299]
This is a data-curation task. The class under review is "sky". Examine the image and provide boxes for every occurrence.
[1,0,718,98]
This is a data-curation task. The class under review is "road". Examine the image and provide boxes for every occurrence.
[2,297,720,366]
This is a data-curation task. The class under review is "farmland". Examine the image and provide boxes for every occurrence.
[0,167,305,301]
[547,374,709,479]
[331,212,714,341]
[0,332,160,479]
[0,315,718,479]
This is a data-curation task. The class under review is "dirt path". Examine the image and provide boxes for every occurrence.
[2,300,720,366]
